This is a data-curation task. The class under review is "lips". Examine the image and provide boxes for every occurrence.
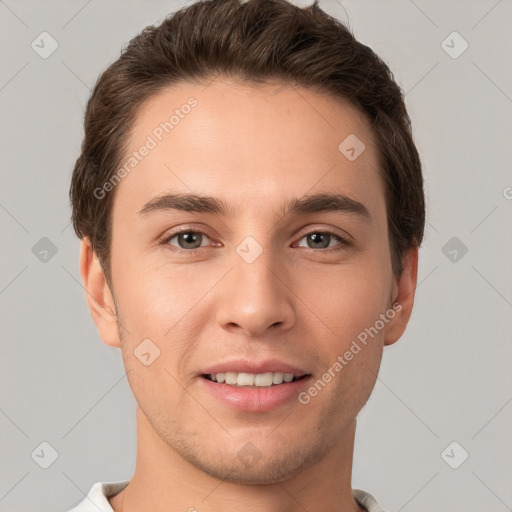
[200,358,310,378]
[199,372,312,412]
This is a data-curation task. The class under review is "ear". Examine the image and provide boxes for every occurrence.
[79,237,121,348]
[383,246,419,347]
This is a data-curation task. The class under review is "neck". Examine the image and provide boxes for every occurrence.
[110,406,364,512]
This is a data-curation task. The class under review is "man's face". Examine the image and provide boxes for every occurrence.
[99,79,408,484]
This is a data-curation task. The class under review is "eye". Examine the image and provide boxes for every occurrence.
[295,230,350,251]
[160,227,351,254]
[162,229,214,252]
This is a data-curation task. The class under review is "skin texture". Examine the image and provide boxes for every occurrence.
[80,79,418,512]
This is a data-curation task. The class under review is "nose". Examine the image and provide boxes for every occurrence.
[215,246,296,338]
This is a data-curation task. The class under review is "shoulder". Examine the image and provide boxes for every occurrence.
[65,480,130,512]
[353,488,389,512]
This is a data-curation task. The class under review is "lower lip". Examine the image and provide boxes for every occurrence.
[198,375,312,412]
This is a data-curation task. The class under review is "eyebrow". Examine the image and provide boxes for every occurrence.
[137,192,371,222]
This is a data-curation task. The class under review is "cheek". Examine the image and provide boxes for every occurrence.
[298,261,390,404]
[303,269,388,413]
[111,251,191,335]
[302,260,392,339]
[112,258,210,390]
[115,275,194,417]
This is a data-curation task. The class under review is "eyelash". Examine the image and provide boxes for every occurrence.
[160,227,351,254]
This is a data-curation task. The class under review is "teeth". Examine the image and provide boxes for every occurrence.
[208,371,298,387]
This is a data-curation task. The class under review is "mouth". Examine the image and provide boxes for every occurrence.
[199,371,313,412]
[201,372,311,387]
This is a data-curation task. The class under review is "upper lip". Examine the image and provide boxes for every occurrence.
[200,359,310,378]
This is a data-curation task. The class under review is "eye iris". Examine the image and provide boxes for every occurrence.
[179,232,202,249]
[172,232,337,251]
[308,233,330,249]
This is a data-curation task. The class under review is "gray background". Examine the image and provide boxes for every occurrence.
[1,0,511,511]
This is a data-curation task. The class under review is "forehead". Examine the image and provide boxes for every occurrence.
[113,79,385,223]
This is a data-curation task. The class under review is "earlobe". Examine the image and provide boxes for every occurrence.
[79,237,121,348]
[383,246,419,346]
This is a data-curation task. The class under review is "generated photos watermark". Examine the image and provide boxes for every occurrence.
[93,96,198,200]
[298,302,402,405]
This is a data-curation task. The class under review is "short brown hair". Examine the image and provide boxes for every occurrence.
[70,0,425,284]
